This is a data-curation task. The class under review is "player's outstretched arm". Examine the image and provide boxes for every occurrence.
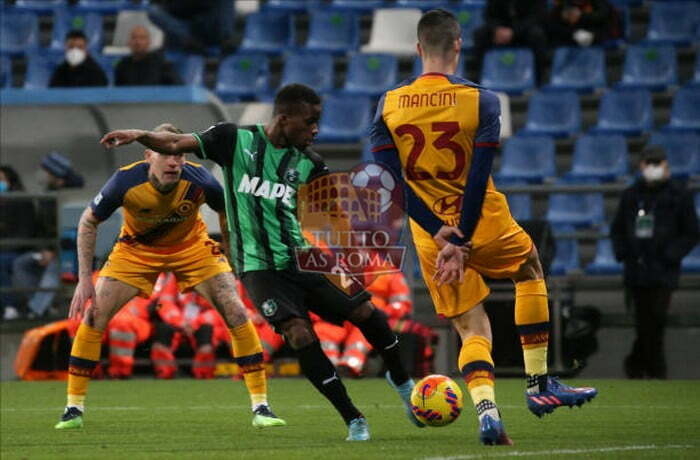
[68,208,100,320]
[100,129,199,155]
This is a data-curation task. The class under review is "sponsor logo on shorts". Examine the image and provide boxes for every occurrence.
[261,299,278,317]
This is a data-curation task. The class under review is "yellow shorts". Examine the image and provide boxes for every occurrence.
[411,218,533,319]
[100,237,231,296]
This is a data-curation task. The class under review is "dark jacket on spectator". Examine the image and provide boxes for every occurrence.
[547,0,621,46]
[49,56,108,88]
[484,0,548,35]
[611,178,699,289]
[115,52,181,86]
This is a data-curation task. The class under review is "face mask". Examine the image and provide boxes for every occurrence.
[0,181,8,193]
[65,47,87,67]
[642,164,665,182]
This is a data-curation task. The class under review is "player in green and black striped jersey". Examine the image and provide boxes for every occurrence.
[101,84,421,441]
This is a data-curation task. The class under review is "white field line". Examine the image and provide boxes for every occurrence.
[0,404,688,412]
[423,444,695,460]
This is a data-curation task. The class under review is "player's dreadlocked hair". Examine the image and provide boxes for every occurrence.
[273,83,321,116]
[153,123,184,134]
[417,9,461,56]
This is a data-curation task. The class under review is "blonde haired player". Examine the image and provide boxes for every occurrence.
[55,124,285,430]
[369,9,597,445]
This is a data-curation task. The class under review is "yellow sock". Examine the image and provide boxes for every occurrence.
[515,279,549,380]
[67,323,104,409]
[458,335,498,420]
[229,320,267,410]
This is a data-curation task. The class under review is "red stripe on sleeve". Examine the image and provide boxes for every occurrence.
[371,144,396,153]
[474,142,500,148]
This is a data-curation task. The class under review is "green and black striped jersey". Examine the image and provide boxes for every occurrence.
[193,123,328,273]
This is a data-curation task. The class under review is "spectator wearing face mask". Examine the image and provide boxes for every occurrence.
[49,30,108,88]
[610,145,699,379]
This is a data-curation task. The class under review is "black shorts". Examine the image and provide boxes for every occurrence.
[240,268,371,329]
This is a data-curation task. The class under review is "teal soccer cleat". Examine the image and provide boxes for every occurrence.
[385,371,425,428]
[346,417,370,441]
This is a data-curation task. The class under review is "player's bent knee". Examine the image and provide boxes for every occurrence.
[512,245,544,282]
[279,318,316,350]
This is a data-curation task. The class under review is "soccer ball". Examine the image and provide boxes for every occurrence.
[410,374,463,427]
[350,162,397,213]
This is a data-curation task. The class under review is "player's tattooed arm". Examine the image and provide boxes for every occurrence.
[100,129,199,155]
[68,208,100,319]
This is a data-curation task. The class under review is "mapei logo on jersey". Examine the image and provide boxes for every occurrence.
[237,173,295,207]
[261,298,278,317]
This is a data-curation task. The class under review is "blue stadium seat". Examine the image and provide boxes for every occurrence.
[506,193,532,221]
[75,0,141,12]
[413,55,466,77]
[395,0,449,9]
[646,0,700,45]
[496,135,556,183]
[0,10,39,55]
[681,245,700,273]
[694,54,700,84]
[620,44,677,91]
[215,54,270,102]
[450,5,484,49]
[330,0,388,11]
[343,53,398,97]
[457,0,486,5]
[608,0,641,5]
[280,51,334,93]
[316,95,372,143]
[480,48,535,94]
[546,193,605,228]
[548,47,606,92]
[239,11,295,54]
[668,85,700,132]
[551,237,581,276]
[522,90,581,138]
[24,51,63,88]
[0,56,11,88]
[166,52,204,86]
[696,192,700,219]
[566,134,629,182]
[586,238,623,275]
[648,131,700,178]
[265,0,322,12]
[50,8,103,52]
[14,0,66,13]
[594,88,652,136]
[305,9,360,54]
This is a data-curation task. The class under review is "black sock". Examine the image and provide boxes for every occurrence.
[354,308,409,385]
[296,341,363,424]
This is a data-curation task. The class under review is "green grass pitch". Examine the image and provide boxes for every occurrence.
[1,378,699,459]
